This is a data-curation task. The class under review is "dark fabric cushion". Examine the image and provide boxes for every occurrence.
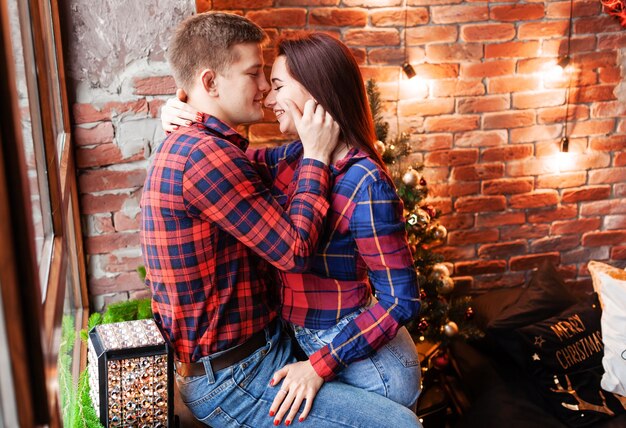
[451,340,567,428]
[469,261,578,368]
[470,287,524,331]
[490,260,578,331]
[516,296,626,427]
[452,337,626,428]
[470,260,577,334]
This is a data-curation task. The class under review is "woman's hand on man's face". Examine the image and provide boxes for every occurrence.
[161,88,199,132]
[285,99,340,166]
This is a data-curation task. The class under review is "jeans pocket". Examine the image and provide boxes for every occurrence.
[176,373,209,406]
[385,328,420,368]
[175,372,204,386]
[202,406,253,428]
[231,342,271,389]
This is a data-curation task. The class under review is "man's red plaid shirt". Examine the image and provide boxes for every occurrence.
[140,115,330,362]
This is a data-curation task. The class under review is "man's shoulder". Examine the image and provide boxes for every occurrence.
[155,128,240,163]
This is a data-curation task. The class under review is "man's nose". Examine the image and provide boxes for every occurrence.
[259,75,270,94]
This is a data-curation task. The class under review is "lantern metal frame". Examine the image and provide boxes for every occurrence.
[88,319,174,428]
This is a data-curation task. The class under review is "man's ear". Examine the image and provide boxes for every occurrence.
[200,69,218,96]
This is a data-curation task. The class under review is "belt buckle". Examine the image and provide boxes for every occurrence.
[175,360,187,377]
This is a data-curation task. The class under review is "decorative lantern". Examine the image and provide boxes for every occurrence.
[88,318,174,427]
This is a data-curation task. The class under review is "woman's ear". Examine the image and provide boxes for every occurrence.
[200,69,218,96]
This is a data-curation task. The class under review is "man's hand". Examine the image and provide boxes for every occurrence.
[268,359,324,425]
[284,99,340,166]
[161,88,199,132]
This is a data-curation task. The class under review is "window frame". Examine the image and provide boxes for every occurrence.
[0,0,87,425]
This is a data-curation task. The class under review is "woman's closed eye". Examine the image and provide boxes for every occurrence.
[272,85,283,92]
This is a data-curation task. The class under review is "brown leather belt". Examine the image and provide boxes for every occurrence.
[175,321,273,377]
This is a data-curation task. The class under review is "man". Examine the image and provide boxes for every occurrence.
[141,12,420,427]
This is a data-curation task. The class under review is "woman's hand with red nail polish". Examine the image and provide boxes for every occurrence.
[267,360,323,425]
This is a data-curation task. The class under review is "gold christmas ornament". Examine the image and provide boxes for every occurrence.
[430,263,450,280]
[374,140,386,154]
[402,168,420,187]
[443,321,459,337]
[436,276,455,295]
[429,224,448,241]
[416,208,431,226]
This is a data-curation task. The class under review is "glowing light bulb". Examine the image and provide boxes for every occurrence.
[556,150,575,171]
[544,60,566,81]
[402,62,416,79]
[560,136,569,153]
[399,74,428,99]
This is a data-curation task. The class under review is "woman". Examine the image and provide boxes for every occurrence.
[163,32,421,424]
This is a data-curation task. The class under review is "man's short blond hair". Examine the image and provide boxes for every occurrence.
[168,12,266,91]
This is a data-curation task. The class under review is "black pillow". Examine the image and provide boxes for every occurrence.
[470,287,524,331]
[490,260,578,331]
[516,296,625,427]
[468,261,578,368]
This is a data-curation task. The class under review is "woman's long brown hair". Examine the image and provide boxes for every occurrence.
[277,32,387,171]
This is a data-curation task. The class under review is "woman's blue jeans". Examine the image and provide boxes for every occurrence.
[176,321,422,427]
[293,308,421,411]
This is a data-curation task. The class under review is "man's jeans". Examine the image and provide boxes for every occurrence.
[176,321,422,427]
[294,309,421,411]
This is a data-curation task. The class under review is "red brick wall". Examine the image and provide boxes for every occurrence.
[75,0,626,304]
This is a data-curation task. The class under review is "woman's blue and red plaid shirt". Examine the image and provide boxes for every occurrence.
[252,142,421,381]
[140,116,331,363]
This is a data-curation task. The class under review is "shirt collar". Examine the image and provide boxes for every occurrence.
[197,113,250,152]
[331,146,368,175]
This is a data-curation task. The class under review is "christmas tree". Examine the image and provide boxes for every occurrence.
[366,80,482,354]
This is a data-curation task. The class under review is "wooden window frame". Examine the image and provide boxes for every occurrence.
[0,0,87,425]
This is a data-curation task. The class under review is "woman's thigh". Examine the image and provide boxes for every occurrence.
[338,326,421,410]
[296,319,421,410]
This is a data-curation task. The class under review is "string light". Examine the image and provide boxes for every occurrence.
[557,55,570,70]
[402,62,416,79]
[560,0,575,152]
[402,1,416,79]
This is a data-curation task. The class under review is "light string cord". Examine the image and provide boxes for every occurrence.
[562,0,575,151]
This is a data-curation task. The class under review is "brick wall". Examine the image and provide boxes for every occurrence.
[68,0,626,307]
[64,0,195,309]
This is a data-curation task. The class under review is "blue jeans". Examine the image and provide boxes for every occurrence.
[176,321,421,427]
[293,309,421,411]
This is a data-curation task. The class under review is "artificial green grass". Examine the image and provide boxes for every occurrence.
[59,298,152,427]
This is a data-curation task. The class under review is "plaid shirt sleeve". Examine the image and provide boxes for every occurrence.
[309,179,421,380]
[248,144,287,180]
[184,138,329,272]
[248,142,301,196]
